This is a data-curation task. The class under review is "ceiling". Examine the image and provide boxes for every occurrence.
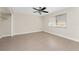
[12,7,68,16]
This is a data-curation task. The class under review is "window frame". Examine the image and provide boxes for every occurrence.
[56,13,67,27]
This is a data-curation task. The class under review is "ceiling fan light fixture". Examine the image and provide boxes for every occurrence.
[33,7,48,15]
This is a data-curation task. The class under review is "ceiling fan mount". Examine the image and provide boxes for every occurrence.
[33,7,48,15]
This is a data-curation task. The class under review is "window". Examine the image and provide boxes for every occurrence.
[56,14,66,27]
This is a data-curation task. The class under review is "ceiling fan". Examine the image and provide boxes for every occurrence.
[33,7,48,15]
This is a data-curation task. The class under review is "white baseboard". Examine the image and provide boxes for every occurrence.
[13,30,42,36]
[1,30,79,43]
[44,31,79,42]
[0,30,42,38]
[0,35,11,39]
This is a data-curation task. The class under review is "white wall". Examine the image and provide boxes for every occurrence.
[13,12,42,35]
[42,8,79,42]
[0,15,11,38]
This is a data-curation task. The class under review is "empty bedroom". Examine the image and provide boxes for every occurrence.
[0,7,79,51]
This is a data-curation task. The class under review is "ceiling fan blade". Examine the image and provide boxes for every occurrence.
[33,11,38,13]
[33,7,39,10]
[41,7,46,10]
[42,11,48,13]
